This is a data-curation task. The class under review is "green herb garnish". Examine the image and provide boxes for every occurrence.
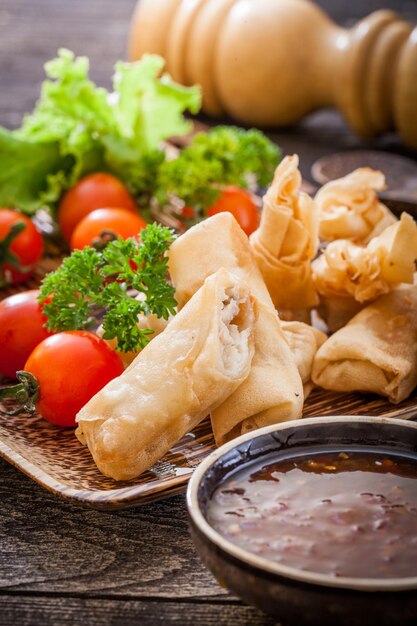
[0,50,281,222]
[39,223,177,352]
[156,126,281,216]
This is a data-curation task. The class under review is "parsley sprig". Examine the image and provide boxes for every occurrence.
[39,223,177,352]
[156,126,281,217]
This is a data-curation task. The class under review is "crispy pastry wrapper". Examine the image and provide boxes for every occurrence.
[75,268,255,480]
[212,301,303,444]
[316,168,397,244]
[169,211,273,308]
[249,155,319,313]
[280,321,327,398]
[313,212,417,329]
[168,212,304,445]
[312,281,417,403]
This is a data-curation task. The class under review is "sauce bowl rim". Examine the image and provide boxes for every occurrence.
[186,415,417,592]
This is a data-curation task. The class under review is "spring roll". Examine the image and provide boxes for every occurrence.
[168,213,304,445]
[312,282,417,403]
[313,212,417,329]
[169,211,272,308]
[212,301,303,443]
[249,155,319,317]
[280,321,327,398]
[76,268,255,480]
[316,168,397,244]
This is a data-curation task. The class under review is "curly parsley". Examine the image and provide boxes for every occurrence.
[39,223,177,352]
[156,126,281,217]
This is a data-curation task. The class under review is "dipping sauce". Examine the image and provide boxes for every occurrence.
[207,451,417,579]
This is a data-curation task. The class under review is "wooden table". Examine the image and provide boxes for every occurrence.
[0,2,416,625]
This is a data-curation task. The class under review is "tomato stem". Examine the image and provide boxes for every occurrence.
[0,371,40,416]
[92,230,117,251]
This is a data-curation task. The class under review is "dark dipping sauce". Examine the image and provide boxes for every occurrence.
[207,450,417,579]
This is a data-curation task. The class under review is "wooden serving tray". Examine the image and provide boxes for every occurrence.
[1,214,416,510]
[0,387,416,510]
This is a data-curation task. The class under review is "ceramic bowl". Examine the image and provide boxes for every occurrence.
[187,416,417,626]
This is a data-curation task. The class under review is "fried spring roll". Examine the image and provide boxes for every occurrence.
[280,320,327,398]
[212,301,303,443]
[169,211,272,308]
[313,212,417,304]
[312,282,417,404]
[249,155,319,317]
[313,212,417,331]
[168,213,303,445]
[76,268,255,480]
[315,168,397,244]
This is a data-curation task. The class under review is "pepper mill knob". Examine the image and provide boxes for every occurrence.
[129,0,417,149]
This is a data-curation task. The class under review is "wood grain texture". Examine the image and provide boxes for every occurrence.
[0,0,137,129]
[0,596,276,626]
[0,459,225,598]
[1,1,417,624]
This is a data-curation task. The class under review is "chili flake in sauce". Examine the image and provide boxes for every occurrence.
[207,451,417,579]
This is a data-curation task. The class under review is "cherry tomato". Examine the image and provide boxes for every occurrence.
[58,173,137,242]
[182,206,195,220]
[206,187,259,236]
[70,208,147,251]
[0,209,43,286]
[24,331,124,427]
[0,290,52,379]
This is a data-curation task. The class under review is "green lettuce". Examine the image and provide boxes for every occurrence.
[1,49,201,214]
[0,128,72,212]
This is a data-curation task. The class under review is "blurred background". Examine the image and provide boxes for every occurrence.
[1,0,416,179]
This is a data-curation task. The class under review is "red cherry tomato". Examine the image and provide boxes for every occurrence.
[182,206,195,220]
[24,331,124,427]
[0,209,43,286]
[0,290,52,379]
[58,173,137,242]
[206,187,259,236]
[70,208,147,251]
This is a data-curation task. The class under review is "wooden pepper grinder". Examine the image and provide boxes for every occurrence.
[129,0,417,149]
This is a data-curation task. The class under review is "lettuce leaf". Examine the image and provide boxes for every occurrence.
[0,127,73,211]
[0,49,281,220]
[1,49,201,214]
[111,55,200,153]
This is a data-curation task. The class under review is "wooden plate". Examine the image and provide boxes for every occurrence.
[1,388,416,510]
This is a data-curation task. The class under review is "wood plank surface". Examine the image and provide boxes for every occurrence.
[0,597,277,626]
[1,1,417,625]
[0,459,223,598]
